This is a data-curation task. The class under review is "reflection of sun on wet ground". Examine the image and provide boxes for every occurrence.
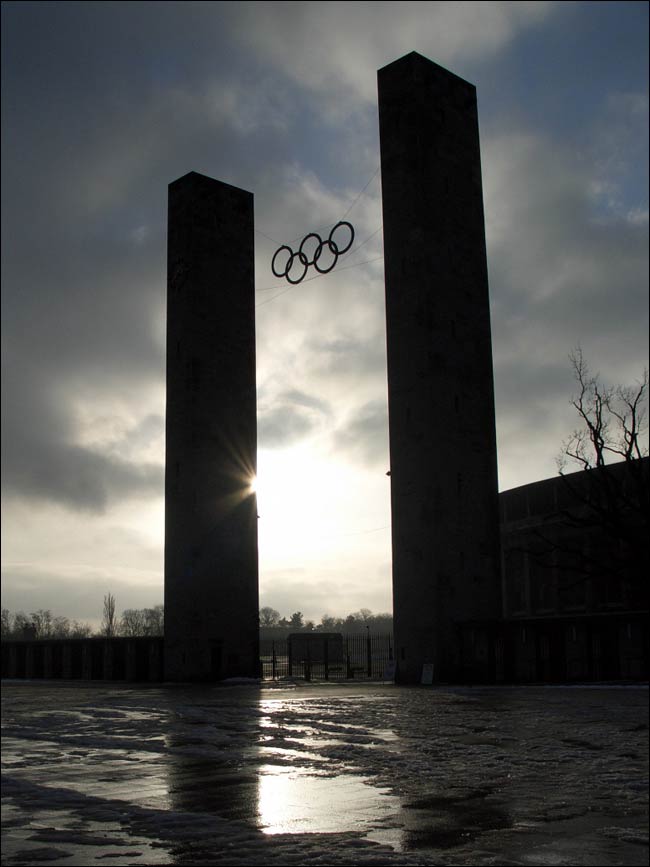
[3,685,648,865]
[254,696,512,850]
[256,697,403,837]
[257,764,398,835]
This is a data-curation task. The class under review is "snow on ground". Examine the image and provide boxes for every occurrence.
[1,681,648,865]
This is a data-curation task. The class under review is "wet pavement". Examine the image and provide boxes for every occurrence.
[1,680,648,865]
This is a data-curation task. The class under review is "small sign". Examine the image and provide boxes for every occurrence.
[421,663,435,685]
[383,660,396,681]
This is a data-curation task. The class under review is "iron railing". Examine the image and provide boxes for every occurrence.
[260,633,394,681]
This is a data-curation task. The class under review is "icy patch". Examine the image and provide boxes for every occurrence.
[257,764,398,835]
[3,845,75,862]
[3,682,648,866]
[598,826,649,846]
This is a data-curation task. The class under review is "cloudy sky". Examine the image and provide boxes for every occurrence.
[2,1,648,628]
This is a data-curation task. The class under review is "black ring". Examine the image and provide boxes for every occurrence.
[313,239,339,274]
[298,232,323,266]
[271,221,354,284]
[285,251,309,284]
[271,245,294,278]
[329,221,354,255]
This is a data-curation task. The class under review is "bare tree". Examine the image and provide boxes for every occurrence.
[119,608,146,637]
[559,347,648,472]
[101,593,117,638]
[29,609,56,638]
[117,605,164,636]
[69,620,93,638]
[51,616,71,638]
[143,605,164,636]
[30,614,73,639]
[13,612,35,639]
[1,608,93,640]
[523,349,650,600]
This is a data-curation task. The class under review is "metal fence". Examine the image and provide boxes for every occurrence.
[260,633,394,681]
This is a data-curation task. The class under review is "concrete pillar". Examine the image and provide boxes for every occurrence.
[165,172,259,681]
[378,52,502,683]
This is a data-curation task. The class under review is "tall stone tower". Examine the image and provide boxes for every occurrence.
[164,171,259,681]
[378,53,501,683]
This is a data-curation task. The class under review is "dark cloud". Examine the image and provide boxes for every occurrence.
[258,406,317,449]
[494,359,572,409]
[307,335,387,384]
[280,389,331,415]
[484,130,648,357]
[1,1,647,621]
[258,389,331,449]
[1,370,164,512]
[332,399,389,467]
[481,125,649,488]
[3,441,163,514]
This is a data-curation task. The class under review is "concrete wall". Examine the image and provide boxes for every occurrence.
[458,614,648,683]
[165,172,259,681]
[500,459,649,620]
[1,637,164,681]
[379,52,501,683]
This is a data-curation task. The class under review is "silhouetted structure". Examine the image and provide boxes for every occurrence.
[6,57,643,689]
[164,172,259,680]
[458,459,649,682]
[1,636,164,681]
[379,52,501,683]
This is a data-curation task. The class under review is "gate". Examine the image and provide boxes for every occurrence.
[260,632,394,681]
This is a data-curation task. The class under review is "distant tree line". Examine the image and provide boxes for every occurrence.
[2,598,389,641]
[115,604,164,637]
[1,608,94,640]
[258,607,393,636]
[1,596,164,641]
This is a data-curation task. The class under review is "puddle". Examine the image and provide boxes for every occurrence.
[367,788,512,853]
[257,764,398,835]
[258,744,327,763]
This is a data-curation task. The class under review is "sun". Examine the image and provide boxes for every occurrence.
[254,445,352,551]
[249,476,258,494]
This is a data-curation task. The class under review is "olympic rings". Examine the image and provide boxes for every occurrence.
[271,221,354,284]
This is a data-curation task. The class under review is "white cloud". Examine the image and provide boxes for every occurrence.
[2,0,646,623]
[626,207,649,226]
[234,2,555,110]
[1,498,164,626]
